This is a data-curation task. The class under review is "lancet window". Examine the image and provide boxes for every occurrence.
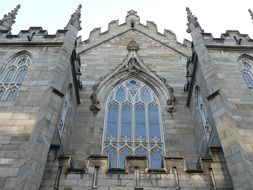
[57,91,70,138]
[102,79,165,168]
[239,58,253,87]
[0,54,31,100]
[195,86,211,140]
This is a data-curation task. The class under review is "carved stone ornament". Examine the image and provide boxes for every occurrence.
[90,85,101,112]
[65,4,82,31]
[127,9,137,16]
[90,40,176,113]
[186,7,203,33]
[249,9,253,22]
[0,4,20,31]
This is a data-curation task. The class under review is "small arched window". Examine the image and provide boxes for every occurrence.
[0,54,31,100]
[239,58,253,87]
[195,86,211,140]
[102,79,165,168]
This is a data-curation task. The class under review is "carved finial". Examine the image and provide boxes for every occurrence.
[127,40,139,52]
[186,7,202,33]
[0,4,21,31]
[65,4,82,31]
[249,9,253,21]
[127,9,137,16]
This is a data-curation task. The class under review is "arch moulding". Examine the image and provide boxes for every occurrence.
[90,40,176,114]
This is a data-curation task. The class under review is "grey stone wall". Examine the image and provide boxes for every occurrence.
[0,25,79,190]
[188,26,253,189]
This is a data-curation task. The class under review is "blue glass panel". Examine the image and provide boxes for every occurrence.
[126,80,139,91]
[0,89,4,100]
[121,104,132,139]
[6,89,17,101]
[106,104,118,138]
[135,104,146,140]
[105,147,117,168]
[243,61,252,69]
[242,71,253,86]
[3,68,15,84]
[135,147,147,157]
[148,104,161,140]
[150,150,162,168]
[115,87,125,102]
[15,69,27,84]
[141,89,151,102]
[119,147,132,168]
[17,57,27,66]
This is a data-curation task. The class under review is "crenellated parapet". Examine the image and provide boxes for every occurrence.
[0,27,69,44]
[77,10,191,56]
[201,30,253,48]
[51,148,231,189]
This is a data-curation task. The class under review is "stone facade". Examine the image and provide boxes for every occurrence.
[0,4,253,190]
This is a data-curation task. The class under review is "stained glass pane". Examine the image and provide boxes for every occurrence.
[0,88,4,100]
[148,104,160,140]
[15,68,27,84]
[141,89,151,102]
[6,88,17,101]
[115,87,125,102]
[242,71,253,86]
[135,104,146,140]
[2,67,15,84]
[126,80,139,91]
[105,147,117,168]
[242,60,252,69]
[150,149,162,169]
[106,103,118,138]
[103,79,165,169]
[17,57,27,66]
[121,104,132,139]
[119,147,132,168]
[135,147,147,157]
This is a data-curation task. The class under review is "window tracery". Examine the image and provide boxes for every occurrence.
[0,54,31,100]
[239,58,253,87]
[57,90,70,138]
[195,86,212,140]
[102,79,165,168]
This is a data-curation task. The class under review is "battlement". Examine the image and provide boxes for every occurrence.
[0,27,68,44]
[202,30,253,48]
[77,10,191,55]
[49,148,231,189]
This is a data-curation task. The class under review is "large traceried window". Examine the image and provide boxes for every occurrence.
[102,79,165,169]
[195,86,212,141]
[239,58,253,88]
[0,54,31,100]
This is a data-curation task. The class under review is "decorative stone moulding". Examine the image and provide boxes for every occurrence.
[86,154,109,172]
[126,156,148,172]
[58,155,73,174]
[90,40,176,113]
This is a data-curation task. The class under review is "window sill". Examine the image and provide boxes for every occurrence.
[147,168,166,174]
[107,168,127,173]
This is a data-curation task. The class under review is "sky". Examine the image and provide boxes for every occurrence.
[1,0,253,43]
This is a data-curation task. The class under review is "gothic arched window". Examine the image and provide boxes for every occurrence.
[239,58,253,87]
[195,86,211,140]
[102,79,165,168]
[0,54,31,100]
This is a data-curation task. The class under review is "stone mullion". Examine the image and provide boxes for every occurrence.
[117,102,122,168]
[145,103,151,166]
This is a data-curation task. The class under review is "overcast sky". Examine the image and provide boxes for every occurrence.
[1,0,253,43]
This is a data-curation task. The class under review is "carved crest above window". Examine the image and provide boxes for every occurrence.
[90,40,176,113]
